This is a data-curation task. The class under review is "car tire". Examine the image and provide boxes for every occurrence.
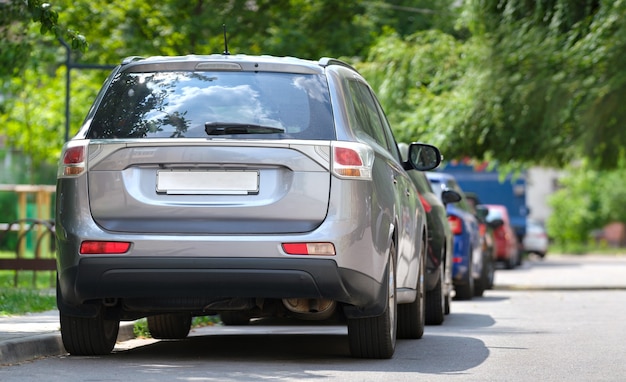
[485,253,495,290]
[475,251,494,296]
[347,241,397,359]
[60,309,119,356]
[398,238,426,336]
[425,266,445,325]
[505,253,516,269]
[444,286,451,315]
[219,311,251,326]
[147,313,191,339]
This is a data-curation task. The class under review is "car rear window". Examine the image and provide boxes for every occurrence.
[87,70,335,140]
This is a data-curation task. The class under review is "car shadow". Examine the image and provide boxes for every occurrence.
[108,314,494,377]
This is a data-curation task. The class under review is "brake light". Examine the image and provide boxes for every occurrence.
[331,142,373,180]
[59,143,87,177]
[448,215,463,235]
[282,242,336,256]
[419,194,432,213]
[80,241,131,254]
[479,223,486,237]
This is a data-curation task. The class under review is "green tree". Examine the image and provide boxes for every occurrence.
[0,0,87,78]
[458,0,626,170]
[2,0,432,169]
[547,158,626,250]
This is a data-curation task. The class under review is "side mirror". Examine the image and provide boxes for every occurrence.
[442,189,461,205]
[475,205,489,222]
[488,218,504,229]
[405,142,442,171]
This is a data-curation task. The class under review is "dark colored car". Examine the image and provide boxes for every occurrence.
[399,143,461,323]
[466,193,496,290]
[426,172,487,300]
[55,53,443,359]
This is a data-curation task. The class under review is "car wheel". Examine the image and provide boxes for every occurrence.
[425,264,445,325]
[147,313,192,339]
[219,311,251,326]
[347,241,397,359]
[398,238,426,336]
[60,309,119,356]
[505,253,516,269]
[516,249,523,266]
[485,252,495,290]
[475,252,494,296]
[444,289,451,315]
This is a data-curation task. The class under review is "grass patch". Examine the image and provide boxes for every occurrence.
[548,243,626,256]
[133,315,222,338]
[0,268,56,315]
[0,288,56,316]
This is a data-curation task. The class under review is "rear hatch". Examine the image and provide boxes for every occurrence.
[79,56,337,235]
[87,140,332,234]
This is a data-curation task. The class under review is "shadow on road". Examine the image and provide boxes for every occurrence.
[102,313,494,378]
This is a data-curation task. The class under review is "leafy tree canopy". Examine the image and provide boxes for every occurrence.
[2,0,626,175]
[0,0,87,78]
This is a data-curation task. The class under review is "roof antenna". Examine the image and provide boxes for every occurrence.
[222,24,230,55]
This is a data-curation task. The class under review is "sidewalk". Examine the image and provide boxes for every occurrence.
[0,310,136,366]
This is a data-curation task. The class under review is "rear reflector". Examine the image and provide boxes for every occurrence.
[331,142,373,180]
[59,144,87,177]
[448,215,463,235]
[282,242,336,256]
[419,194,432,213]
[80,241,131,254]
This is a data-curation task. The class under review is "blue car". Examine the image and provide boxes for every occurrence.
[426,172,487,300]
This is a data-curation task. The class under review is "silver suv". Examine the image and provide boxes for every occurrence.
[55,54,442,359]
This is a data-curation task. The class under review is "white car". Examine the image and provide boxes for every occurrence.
[523,221,549,258]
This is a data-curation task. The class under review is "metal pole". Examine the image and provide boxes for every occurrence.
[58,38,71,142]
[57,39,115,142]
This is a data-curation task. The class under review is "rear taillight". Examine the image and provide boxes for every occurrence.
[448,215,463,235]
[479,223,486,237]
[282,242,336,256]
[419,194,432,213]
[80,241,131,254]
[331,142,373,180]
[58,143,87,177]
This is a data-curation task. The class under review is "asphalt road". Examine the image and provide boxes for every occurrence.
[1,254,625,381]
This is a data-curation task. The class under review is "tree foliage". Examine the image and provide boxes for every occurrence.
[0,0,87,78]
[547,159,626,250]
[459,0,626,170]
[3,0,626,176]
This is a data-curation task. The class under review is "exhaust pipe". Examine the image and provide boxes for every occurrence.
[282,298,336,320]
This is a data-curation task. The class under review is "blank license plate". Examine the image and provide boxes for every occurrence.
[157,170,259,195]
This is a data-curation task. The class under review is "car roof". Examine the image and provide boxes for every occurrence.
[118,54,356,75]
[425,171,456,181]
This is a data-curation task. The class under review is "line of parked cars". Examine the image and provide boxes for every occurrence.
[54,51,545,361]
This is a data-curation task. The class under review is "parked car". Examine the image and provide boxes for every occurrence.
[523,220,549,258]
[426,172,487,300]
[465,193,496,290]
[484,204,521,269]
[55,53,443,359]
[398,144,461,324]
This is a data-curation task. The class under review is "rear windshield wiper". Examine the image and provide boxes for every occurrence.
[204,122,285,135]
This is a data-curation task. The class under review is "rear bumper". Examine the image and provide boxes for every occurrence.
[57,257,386,319]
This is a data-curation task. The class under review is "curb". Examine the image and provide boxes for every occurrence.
[0,321,137,366]
[493,285,626,291]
